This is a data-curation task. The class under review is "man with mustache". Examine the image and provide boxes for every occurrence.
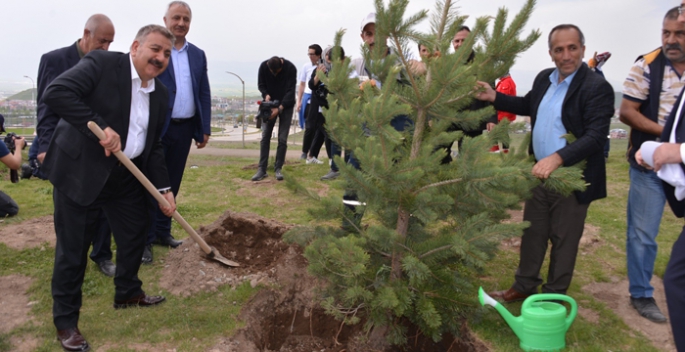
[618,6,685,324]
[40,24,176,351]
[34,14,117,278]
[143,1,211,264]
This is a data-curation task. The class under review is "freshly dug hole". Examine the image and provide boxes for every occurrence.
[159,210,294,296]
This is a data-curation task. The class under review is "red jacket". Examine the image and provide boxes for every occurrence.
[495,75,517,122]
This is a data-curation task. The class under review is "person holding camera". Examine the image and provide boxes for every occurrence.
[252,56,297,181]
[310,46,347,181]
[0,115,24,217]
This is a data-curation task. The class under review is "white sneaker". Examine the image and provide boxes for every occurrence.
[306,157,323,164]
[329,159,332,166]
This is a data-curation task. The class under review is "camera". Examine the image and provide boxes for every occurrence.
[4,132,25,154]
[3,132,26,183]
[314,85,329,109]
[256,99,281,124]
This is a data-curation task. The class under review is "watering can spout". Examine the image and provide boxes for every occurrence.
[478,287,524,339]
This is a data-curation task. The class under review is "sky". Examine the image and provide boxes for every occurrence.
[0,0,672,97]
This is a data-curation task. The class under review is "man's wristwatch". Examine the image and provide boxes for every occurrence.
[160,189,172,194]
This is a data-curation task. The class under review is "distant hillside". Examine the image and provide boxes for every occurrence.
[6,88,37,101]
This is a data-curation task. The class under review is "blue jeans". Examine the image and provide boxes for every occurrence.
[626,166,666,298]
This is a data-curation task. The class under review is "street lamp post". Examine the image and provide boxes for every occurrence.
[23,75,35,136]
[225,71,245,148]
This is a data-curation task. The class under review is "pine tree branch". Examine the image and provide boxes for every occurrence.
[418,244,453,259]
[413,178,463,195]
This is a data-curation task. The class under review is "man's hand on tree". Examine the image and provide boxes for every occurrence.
[532,153,563,180]
[474,81,496,102]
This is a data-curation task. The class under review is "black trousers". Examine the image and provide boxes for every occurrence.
[52,162,149,330]
[88,210,113,263]
[259,107,293,171]
[665,226,685,351]
[512,185,589,294]
[0,190,18,217]
[304,111,325,159]
[301,104,313,154]
[147,118,194,244]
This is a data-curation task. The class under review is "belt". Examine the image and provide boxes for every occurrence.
[170,118,193,124]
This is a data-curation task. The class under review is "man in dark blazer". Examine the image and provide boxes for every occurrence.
[635,23,685,345]
[143,1,212,264]
[34,14,117,278]
[39,25,177,352]
[475,24,614,302]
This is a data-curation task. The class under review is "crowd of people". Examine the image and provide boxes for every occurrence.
[2,1,685,351]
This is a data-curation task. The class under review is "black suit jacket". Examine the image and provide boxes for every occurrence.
[40,51,170,206]
[660,92,685,218]
[35,42,82,154]
[493,63,614,204]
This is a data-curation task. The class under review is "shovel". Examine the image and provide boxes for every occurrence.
[87,121,240,267]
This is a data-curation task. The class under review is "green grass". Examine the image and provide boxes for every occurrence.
[0,125,678,351]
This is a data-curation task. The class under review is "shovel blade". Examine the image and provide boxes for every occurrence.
[206,246,241,267]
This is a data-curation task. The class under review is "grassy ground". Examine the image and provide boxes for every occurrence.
[0,126,679,351]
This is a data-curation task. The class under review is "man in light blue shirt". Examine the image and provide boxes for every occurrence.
[475,24,614,303]
[532,69,577,161]
[144,1,212,264]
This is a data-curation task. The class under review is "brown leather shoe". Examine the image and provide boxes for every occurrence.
[489,287,534,303]
[57,327,90,352]
[113,294,166,309]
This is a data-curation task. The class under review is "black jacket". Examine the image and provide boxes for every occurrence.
[40,51,170,206]
[661,92,685,218]
[257,58,297,109]
[494,63,614,204]
[36,42,82,155]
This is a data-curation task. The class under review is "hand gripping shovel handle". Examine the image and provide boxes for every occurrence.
[87,122,240,267]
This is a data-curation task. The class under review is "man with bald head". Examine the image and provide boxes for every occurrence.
[142,1,211,264]
[34,14,117,278]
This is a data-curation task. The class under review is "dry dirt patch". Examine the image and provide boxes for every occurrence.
[0,275,34,333]
[0,215,55,249]
[0,275,40,352]
[583,278,676,352]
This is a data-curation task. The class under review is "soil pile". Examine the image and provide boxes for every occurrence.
[159,210,295,296]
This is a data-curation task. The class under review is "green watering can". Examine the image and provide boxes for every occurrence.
[478,287,577,351]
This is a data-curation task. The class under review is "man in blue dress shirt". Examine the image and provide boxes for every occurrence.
[475,24,614,302]
[143,1,211,264]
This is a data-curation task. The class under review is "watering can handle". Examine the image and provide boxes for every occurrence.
[521,293,578,329]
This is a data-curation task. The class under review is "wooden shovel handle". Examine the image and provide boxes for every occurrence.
[86,122,214,255]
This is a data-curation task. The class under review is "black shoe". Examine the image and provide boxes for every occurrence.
[275,169,284,181]
[97,260,116,277]
[152,236,183,248]
[251,169,267,181]
[300,152,307,160]
[320,170,340,180]
[630,296,667,323]
[142,244,153,265]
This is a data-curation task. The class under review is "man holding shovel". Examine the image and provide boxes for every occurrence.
[38,24,176,352]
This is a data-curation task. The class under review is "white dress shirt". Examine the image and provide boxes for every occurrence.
[124,55,155,160]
